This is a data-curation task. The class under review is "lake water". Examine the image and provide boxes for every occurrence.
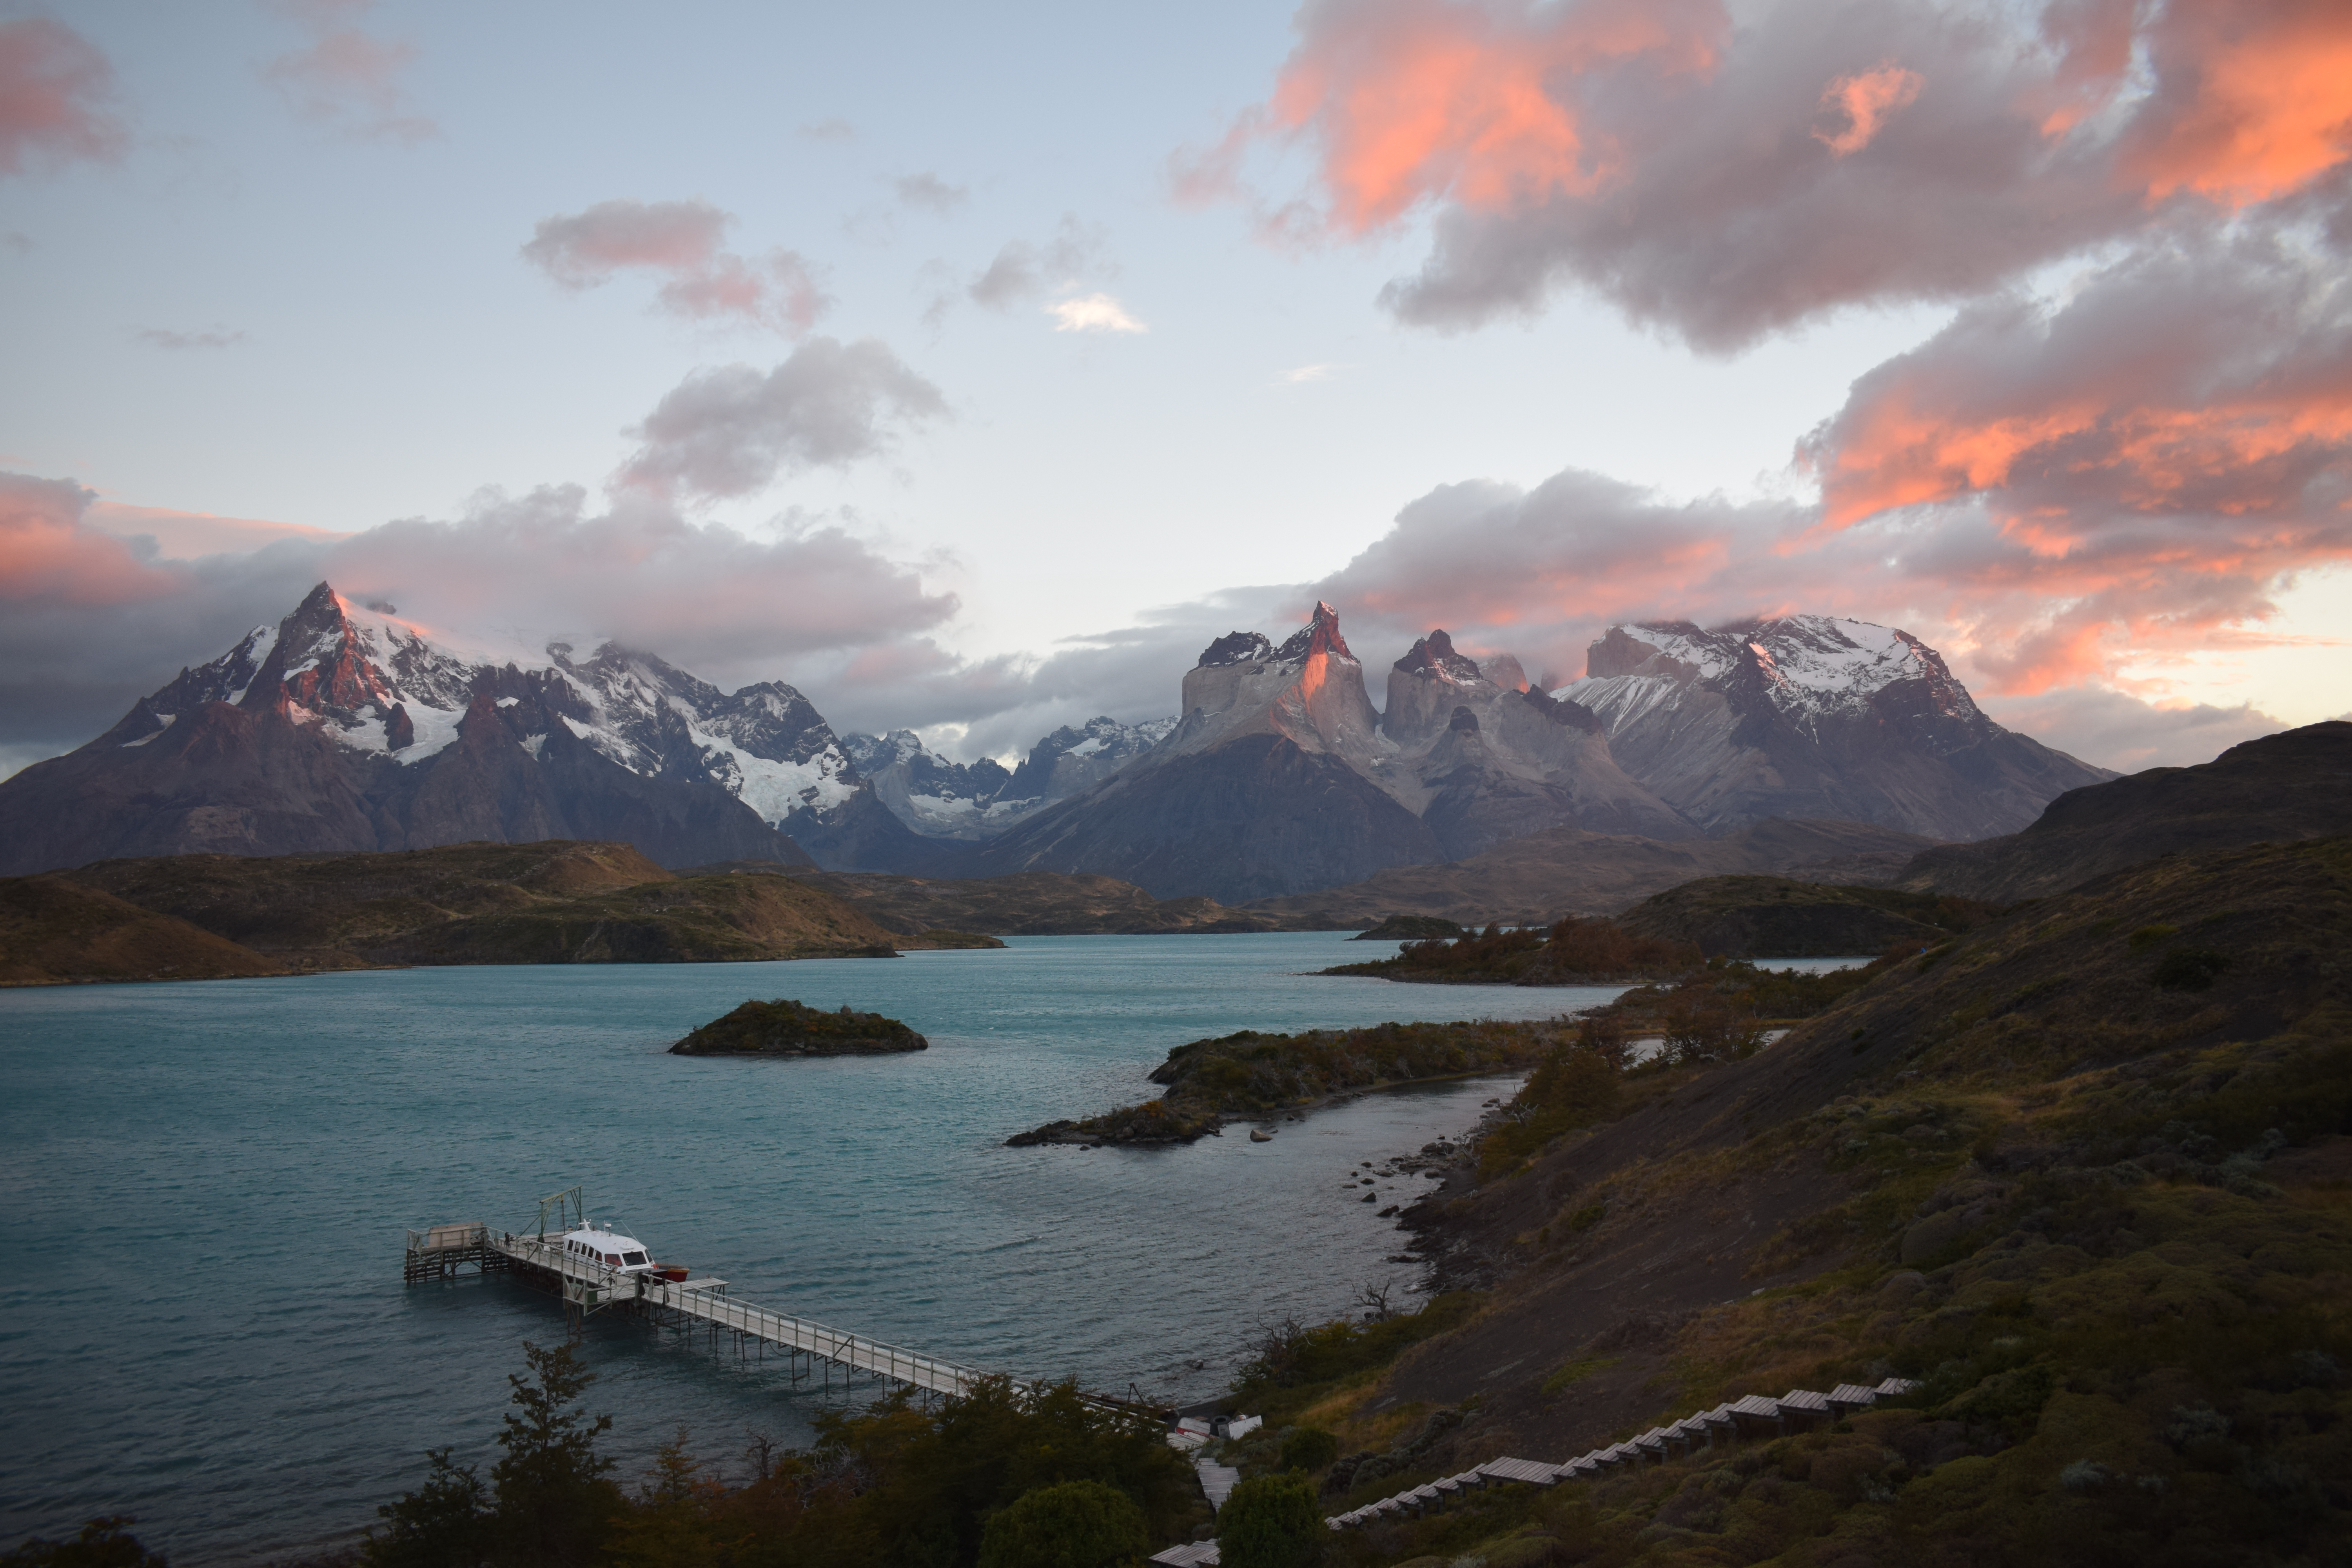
[0,933,1662,1563]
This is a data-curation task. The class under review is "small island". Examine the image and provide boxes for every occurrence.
[670,998,929,1057]
[1347,913,1465,941]
[1322,915,1699,985]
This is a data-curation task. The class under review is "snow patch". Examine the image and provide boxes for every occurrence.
[122,714,176,747]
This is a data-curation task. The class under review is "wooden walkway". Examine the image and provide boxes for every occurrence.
[488,1229,987,1398]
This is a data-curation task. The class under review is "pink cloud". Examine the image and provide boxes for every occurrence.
[522,198,831,337]
[263,0,435,144]
[0,17,127,176]
[0,474,183,606]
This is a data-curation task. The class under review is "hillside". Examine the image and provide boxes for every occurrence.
[1241,817,1939,928]
[1900,719,2352,902]
[1614,874,2004,956]
[47,840,913,972]
[765,867,1286,935]
[1196,833,2352,1564]
[0,878,293,986]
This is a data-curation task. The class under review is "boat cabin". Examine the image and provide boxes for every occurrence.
[559,1224,655,1274]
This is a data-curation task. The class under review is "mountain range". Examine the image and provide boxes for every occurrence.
[0,584,2116,900]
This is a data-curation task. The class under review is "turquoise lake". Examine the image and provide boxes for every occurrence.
[0,933,1648,1563]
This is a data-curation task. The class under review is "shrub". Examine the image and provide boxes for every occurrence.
[1278,1427,1340,1474]
[975,1479,1148,1568]
[1218,1473,1323,1568]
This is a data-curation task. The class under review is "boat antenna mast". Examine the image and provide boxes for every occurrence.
[533,1184,584,1240]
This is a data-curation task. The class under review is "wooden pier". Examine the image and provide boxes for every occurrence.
[406,1188,1158,1416]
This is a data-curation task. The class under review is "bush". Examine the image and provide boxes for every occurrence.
[1278,1428,1339,1474]
[1218,1473,1323,1568]
[975,1479,1148,1568]
[0,1518,167,1568]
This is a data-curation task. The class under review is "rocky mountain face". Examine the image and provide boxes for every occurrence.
[840,715,1176,842]
[1374,629,1692,857]
[966,606,2112,904]
[0,583,938,876]
[965,603,1446,901]
[1557,616,2113,840]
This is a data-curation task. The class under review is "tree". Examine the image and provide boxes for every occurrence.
[975,1479,1149,1568]
[488,1341,620,1568]
[1218,1472,1322,1568]
[0,1517,167,1568]
[366,1449,489,1568]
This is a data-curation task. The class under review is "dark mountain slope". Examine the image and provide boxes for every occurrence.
[1239,816,1939,927]
[1900,719,2352,901]
[959,733,1445,904]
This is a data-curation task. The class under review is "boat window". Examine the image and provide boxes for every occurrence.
[604,1253,621,1265]
[623,1251,648,1266]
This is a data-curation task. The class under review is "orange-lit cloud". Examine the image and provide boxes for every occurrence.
[1807,232,2352,538]
[1814,64,1922,156]
[1255,0,1723,233]
[1201,0,2352,347]
[2123,0,2352,207]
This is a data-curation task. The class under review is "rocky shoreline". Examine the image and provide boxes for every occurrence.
[1003,1019,1565,1147]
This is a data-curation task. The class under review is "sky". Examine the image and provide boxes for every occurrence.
[3,0,2348,779]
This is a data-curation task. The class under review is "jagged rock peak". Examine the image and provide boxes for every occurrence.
[1273,600,1356,664]
[1395,629,1483,684]
[1197,631,1274,669]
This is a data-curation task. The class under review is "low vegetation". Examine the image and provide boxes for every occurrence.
[1321,917,1700,986]
[669,999,930,1057]
[1007,1019,1570,1145]
[1614,874,2006,958]
[1205,835,2352,1565]
[777,868,1284,935]
[5,841,931,980]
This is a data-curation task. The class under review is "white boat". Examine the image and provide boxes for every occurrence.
[558,1223,658,1275]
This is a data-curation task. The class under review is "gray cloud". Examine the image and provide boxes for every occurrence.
[522,198,831,336]
[136,325,248,350]
[929,218,1109,326]
[894,172,967,212]
[614,338,949,503]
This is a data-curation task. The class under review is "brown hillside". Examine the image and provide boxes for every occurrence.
[59,840,906,970]
[0,877,291,986]
[767,867,1285,935]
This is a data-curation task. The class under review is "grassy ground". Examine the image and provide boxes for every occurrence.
[1194,836,2352,1565]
